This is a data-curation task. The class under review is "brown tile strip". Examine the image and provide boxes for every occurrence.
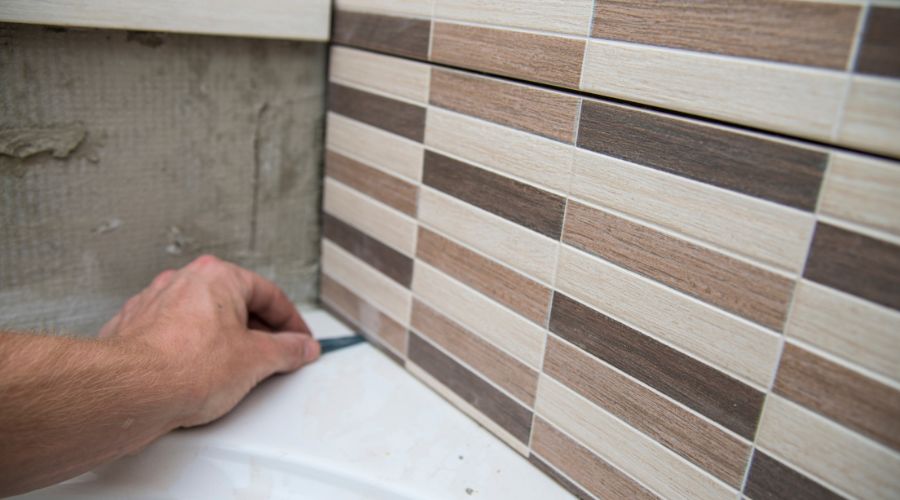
[429,68,580,143]
[411,300,539,405]
[577,99,827,211]
[563,201,794,330]
[407,332,533,444]
[528,454,594,500]
[593,0,859,70]
[744,450,845,500]
[422,150,567,238]
[328,82,426,142]
[325,150,418,217]
[430,22,585,89]
[416,227,551,325]
[322,213,414,287]
[855,6,900,78]
[803,222,900,311]
[774,343,900,452]
[320,301,407,366]
[531,417,658,500]
[549,292,766,439]
[320,274,407,355]
[544,336,751,487]
[332,10,430,60]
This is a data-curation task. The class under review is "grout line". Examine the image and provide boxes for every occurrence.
[329,75,428,107]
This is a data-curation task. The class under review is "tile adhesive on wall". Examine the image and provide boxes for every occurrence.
[321,1,900,499]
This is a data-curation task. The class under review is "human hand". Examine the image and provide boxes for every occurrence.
[98,255,320,428]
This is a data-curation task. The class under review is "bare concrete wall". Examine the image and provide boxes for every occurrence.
[0,24,326,334]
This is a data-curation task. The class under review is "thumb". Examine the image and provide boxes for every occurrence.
[250,330,321,376]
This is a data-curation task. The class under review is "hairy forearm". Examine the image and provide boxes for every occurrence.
[0,332,193,496]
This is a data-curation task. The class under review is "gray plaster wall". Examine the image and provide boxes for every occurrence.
[0,24,327,335]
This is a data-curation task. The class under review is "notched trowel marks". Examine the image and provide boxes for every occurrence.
[0,124,86,160]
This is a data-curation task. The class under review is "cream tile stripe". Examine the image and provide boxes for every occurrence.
[330,45,431,104]
[326,112,424,182]
[323,178,417,256]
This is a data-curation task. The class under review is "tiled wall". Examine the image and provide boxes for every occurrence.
[320,2,900,499]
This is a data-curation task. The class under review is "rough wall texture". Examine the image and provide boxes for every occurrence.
[0,24,326,334]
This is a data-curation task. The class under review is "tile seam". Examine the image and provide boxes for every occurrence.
[528,449,600,500]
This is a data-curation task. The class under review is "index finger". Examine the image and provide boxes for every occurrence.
[231,264,310,334]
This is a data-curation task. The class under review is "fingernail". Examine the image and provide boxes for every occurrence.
[304,337,321,363]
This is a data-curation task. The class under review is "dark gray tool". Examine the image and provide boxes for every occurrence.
[318,335,366,354]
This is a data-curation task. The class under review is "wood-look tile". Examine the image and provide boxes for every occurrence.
[323,178,417,256]
[774,342,900,452]
[555,245,781,387]
[321,302,407,365]
[527,454,593,500]
[549,291,767,438]
[430,22,585,89]
[334,0,432,18]
[581,39,847,142]
[744,450,845,500]
[423,150,566,238]
[757,394,900,500]
[429,68,579,143]
[425,107,574,193]
[412,261,546,367]
[322,213,413,287]
[418,187,558,283]
[325,150,418,217]
[320,273,407,354]
[332,10,430,60]
[536,376,734,500]
[411,300,538,405]
[328,83,426,142]
[577,99,826,211]
[787,280,900,381]
[321,240,411,325]
[570,149,816,273]
[564,201,794,330]
[544,337,751,487]
[329,45,430,104]
[855,6,900,78]
[530,417,658,500]
[416,227,551,325]
[804,222,900,311]
[434,0,593,35]
[407,332,533,444]
[592,0,859,69]
[837,75,900,159]
[327,112,423,182]
[820,153,900,238]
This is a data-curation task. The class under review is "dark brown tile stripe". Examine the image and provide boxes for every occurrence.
[328,82,426,142]
[429,68,580,143]
[855,6,900,78]
[408,332,532,444]
[430,22,585,89]
[544,337,751,487]
[531,417,659,500]
[411,300,539,405]
[332,10,430,60]
[563,201,794,330]
[320,274,407,355]
[744,450,845,500]
[320,301,407,366]
[325,150,418,217]
[416,227,551,325]
[322,213,413,287]
[774,343,900,451]
[423,150,567,238]
[803,222,900,311]
[593,0,859,70]
[549,292,765,439]
[577,99,827,211]
[528,454,593,500]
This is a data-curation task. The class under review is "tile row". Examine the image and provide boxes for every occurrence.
[330,3,900,159]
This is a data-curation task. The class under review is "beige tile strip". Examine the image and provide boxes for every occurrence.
[418,187,558,284]
[330,45,431,104]
[580,39,847,143]
[757,394,900,500]
[433,0,594,35]
[326,112,424,181]
[837,76,900,159]
[425,107,574,193]
[321,239,411,325]
[556,245,780,387]
[334,0,432,17]
[536,375,735,500]
[320,274,408,354]
[323,178,417,257]
[571,149,816,273]
[820,152,900,239]
[412,260,545,367]
[787,280,900,381]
